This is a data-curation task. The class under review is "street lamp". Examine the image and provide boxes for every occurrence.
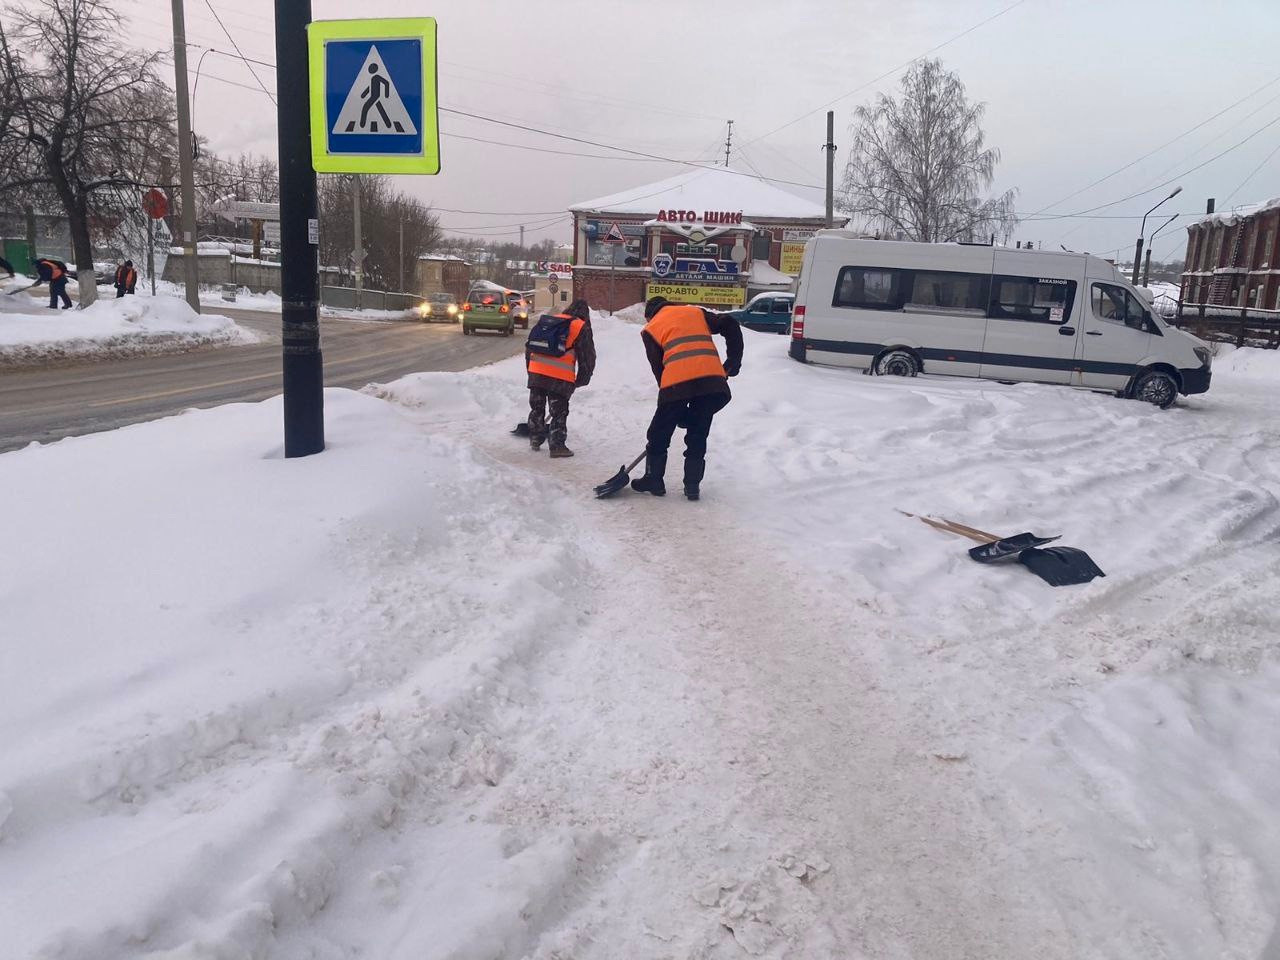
[1132,185,1182,285]
[1143,213,1179,287]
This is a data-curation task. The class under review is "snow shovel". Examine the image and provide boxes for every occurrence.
[5,282,37,296]
[899,511,1060,555]
[511,422,531,437]
[594,450,647,499]
[968,532,1062,564]
[1016,546,1106,586]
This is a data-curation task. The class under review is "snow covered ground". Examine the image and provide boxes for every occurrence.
[2,314,1278,959]
[0,283,259,366]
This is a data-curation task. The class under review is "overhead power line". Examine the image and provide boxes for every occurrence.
[438,107,826,191]
[201,0,275,105]
[1059,111,1280,218]
[1030,71,1280,216]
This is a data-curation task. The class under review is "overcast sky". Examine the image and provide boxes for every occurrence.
[118,0,1280,263]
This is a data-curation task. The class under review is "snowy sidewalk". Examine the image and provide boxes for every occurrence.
[0,283,258,366]
[1,316,1278,958]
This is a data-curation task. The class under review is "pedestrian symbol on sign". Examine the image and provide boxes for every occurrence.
[332,45,418,136]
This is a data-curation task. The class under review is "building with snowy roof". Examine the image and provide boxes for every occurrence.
[567,167,845,311]
[1180,198,1280,313]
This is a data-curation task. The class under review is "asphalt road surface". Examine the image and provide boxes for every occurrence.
[0,309,525,452]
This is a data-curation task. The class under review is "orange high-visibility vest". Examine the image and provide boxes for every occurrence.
[39,259,64,281]
[527,316,586,383]
[643,305,726,389]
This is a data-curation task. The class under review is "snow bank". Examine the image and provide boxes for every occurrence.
[0,293,259,366]
[1213,343,1280,379]
[3,314,1279,958]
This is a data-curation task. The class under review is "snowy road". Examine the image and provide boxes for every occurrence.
[0,309,522,451]
[2,315,1278,959]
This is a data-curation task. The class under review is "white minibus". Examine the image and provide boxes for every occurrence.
[789,234,1212,407]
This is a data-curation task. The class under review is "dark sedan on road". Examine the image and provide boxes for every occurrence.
[729,293,794,334]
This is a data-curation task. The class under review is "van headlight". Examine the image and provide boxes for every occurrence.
[1193,346,1212,369]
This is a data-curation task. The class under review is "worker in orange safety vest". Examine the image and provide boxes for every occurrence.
[525,297,596,458]
[632,296,743,501]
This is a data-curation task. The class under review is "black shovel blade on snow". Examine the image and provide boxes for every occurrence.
[594,450,647,499]
[968,532,1062,564]
[1017,546,1106,586]
[511,422,531,437]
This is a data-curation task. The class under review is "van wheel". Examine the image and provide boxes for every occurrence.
[1132,369,1178,408]
[874,349,920,377]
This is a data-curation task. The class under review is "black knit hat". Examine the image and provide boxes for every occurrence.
[566,297,590,319]
[644,296,668,319]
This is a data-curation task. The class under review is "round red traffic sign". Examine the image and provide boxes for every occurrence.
[142,188,169,220]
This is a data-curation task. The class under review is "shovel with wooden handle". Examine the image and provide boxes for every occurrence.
[594,450,647,499]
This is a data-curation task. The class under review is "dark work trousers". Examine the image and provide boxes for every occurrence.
[645,392,729,484]
[528,388,571,446]
[49,277,71,309]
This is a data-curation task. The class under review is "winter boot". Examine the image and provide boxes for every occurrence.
[631,450,667,496]
[529,434,545,451]
[549,442,574,458]
[684,457,705,501]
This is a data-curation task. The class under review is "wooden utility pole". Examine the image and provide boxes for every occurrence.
[170,0,201,312]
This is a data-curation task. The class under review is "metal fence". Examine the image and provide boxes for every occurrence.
[1170,301,1280,349]
[320,286,423,313]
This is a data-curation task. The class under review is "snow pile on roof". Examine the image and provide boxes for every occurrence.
[2,317,1279,957]
[0,292,259,366]
[750,260,795,286]
[570,166,830,220]
[1191,197,1280,228]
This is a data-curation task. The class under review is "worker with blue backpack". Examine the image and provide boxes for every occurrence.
[525,298,596,458]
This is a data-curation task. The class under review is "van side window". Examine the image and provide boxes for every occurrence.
[1092,283,1147,330]
[989,276,1076,324]
[907,272,989,313]
[833,267,903,310]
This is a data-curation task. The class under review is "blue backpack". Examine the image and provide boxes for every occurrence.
[527,313,574,357]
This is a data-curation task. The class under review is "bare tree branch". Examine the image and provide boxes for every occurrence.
[840,58,1018,244]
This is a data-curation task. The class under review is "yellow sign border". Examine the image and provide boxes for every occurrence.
[307,17,440,175]
[646,282,746,308]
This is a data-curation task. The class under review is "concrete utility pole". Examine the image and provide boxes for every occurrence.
[824,111,835,229]
[170,0,201,312]
[276,0,324,456]
[724,120,734,167]
[352,175,363,307]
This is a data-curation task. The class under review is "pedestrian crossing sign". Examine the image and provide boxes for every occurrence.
[307,18,439,175]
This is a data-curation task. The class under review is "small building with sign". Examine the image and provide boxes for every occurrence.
[415,253,471,302]
[567,167,843,312]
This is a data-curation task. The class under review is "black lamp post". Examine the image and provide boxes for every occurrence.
[1132,186,1182,285]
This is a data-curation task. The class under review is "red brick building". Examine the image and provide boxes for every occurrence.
[568,167,843,312]
[1180,199,1280,312]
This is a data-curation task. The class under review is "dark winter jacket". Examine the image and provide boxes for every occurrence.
[32,259,67,285]
[642,308,743,404]
[0,256,14,278]
[526,319,597,398]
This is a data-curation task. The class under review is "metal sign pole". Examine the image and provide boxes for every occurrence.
[276,0,324,457]
[147,215,156,295]
[609,244,617,316]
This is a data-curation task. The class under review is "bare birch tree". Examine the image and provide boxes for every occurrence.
[0,0,172,304]
[841,59,1017,243]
